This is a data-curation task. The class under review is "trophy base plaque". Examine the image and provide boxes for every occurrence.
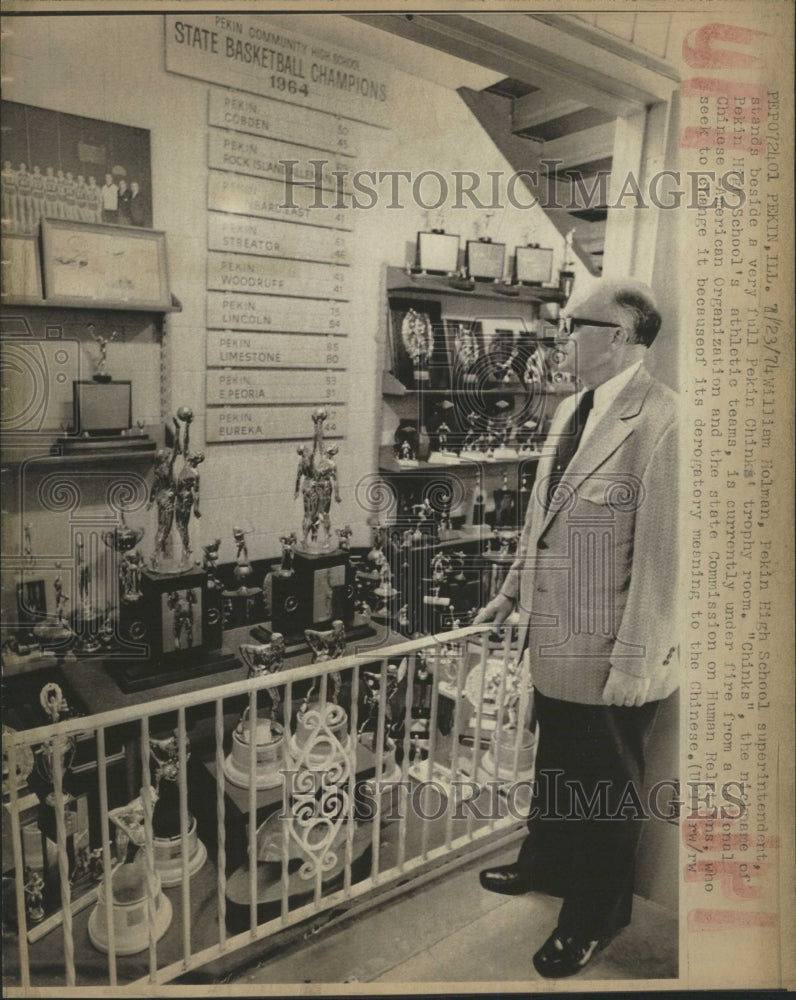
[153,816,208,887]
[109,650,240,694]
[88,863,172,956]
[111,566,236,692]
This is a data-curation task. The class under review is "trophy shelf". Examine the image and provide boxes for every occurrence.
[378,443,542,475]
[385,266,566,306]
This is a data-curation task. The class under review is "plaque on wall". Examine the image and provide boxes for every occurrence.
[207,369,349,406]
[206,331,348,369]
[208,88,362,157]
[206,404,346,443]
[207,253,349,301]
[207,215,352,266]
[166,15,391,126]
[208,172,352,231]
[206,292,349,334]
[207,130,352,192]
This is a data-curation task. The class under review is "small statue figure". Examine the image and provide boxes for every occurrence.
[202,538,222,589]
[304,619,346,705]
[88,324,117,381]
[23,522,34,567]
[75,534,93,619]
[401,309,434,386]
[53,561,69,624]
[148,407,202,572]
[174,450,204,568]
[149,730,189,839]
[277,532,297,575]
[336,524,352,552]
[316,444,341,549]
[167,588,196,649]
[24,869,45,924]
[436,421,451,453]
[239,634,286,718]
[294,409,341,551]
[147,445,178,569]
[120,548,144,603]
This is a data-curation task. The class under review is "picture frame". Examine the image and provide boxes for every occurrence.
[41,218,170,310]
[514,245,554,285]
[1,235,44,304]
[72,380,132,435]
[416,231,460,275]
[465,240,506,281]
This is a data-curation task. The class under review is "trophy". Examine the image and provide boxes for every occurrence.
[292,620,349,768]
[559,227,576,300]
[35,683,77,806]
[147,407,203,575]
[238,635,286,718]
[148,731,207,885]
[223,525,262,627]
[223,637,287,789]
[32,563,75,650]
[276,532,297,576]
[294,409,341,552]
[401,308,434,388]
[102,513,145,605]
[88,324,117,383]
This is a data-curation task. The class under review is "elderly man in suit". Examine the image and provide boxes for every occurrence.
[475,278,679,978]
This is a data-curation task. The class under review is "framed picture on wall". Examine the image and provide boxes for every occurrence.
[41,219,171,310]
[0,235,44,303]
[1,100,153,235]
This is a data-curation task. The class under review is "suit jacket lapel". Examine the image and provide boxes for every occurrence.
[538,366,653,536]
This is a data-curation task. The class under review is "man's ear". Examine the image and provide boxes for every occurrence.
[612,324,632,346]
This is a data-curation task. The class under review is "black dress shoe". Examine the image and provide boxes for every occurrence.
[532,927,612,978]
[478,863,531,895]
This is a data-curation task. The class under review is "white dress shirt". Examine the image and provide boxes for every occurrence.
[547,361,642,458]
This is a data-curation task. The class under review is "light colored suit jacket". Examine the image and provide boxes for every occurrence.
[501,365,680,705]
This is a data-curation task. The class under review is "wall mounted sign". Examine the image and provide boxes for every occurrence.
[207,172,352,230]
[207,130,352,191]
[166,15,391,126]
[207,253,349,300]
[206,292,349,333]
[206,368,348,405]
[207,214,352,265]
[206,330,348,369]
[207,87,361,157]
[206,402,345,442]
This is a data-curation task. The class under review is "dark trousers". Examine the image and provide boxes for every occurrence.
[518,689,660,939]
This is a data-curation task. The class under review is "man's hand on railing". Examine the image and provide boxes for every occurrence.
[473,592,515,626]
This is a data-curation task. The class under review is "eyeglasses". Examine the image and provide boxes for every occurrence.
[558,316,619,337]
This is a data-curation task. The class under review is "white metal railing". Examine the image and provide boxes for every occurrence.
[2,625,535,989]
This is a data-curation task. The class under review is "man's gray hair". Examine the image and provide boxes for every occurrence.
[615,287,662,347]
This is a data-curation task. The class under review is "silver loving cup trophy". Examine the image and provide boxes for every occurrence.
[36,683,77,806]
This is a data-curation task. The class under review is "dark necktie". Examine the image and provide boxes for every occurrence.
[545,388,595,509]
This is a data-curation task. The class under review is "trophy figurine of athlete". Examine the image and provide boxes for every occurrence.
[147,407,204,574]
[35,683,77,806]
[294,409,342,552]
[88,324,117,383]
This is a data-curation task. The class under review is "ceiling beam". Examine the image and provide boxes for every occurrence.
[537,121,617,171]
[349,13,652,116]
[512,94,587,133]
